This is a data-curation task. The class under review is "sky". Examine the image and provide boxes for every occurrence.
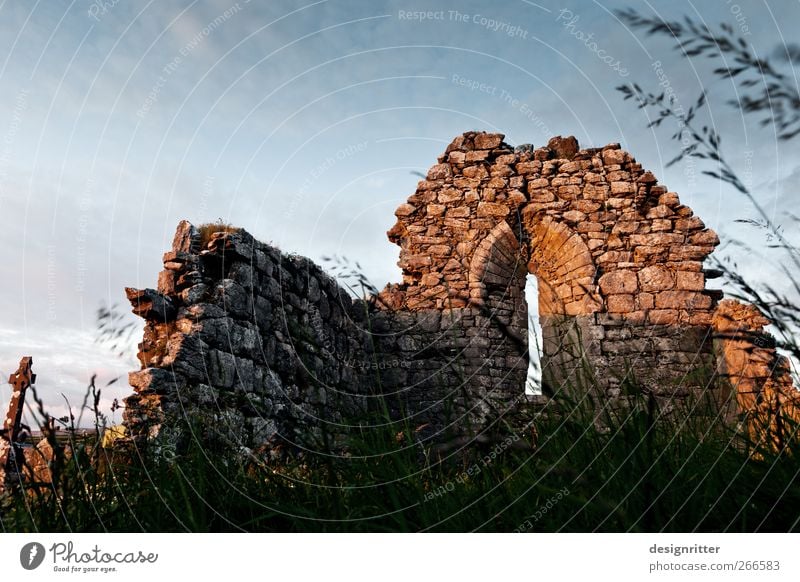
[0,0,798,424]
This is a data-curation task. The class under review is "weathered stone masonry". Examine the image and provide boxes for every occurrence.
[381,133,723,402]
[124,132,799,455]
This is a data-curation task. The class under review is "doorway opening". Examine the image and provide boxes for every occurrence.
[524,273,544,395]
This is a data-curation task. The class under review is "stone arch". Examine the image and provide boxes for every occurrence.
[520,214,603,394]
[468,220,526,309]
[465,213,601,320]
[524,214,600,317]
[466,220,530,399]
[466,215,604,396]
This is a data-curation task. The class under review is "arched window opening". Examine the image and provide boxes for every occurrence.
[525,273,544,396]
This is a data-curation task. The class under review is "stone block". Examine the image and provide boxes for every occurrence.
[427,163,452,180]
[676,271,705,291]
[638,265,675,292]
[606,294,635,313]
[474,133,504,149]
[477,202,510,217]
[599,271,638,295]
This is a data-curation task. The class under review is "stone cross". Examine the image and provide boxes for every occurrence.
[0,357,35,482]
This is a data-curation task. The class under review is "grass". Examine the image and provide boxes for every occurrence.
[2,384,798,532]
[197,220,240,248]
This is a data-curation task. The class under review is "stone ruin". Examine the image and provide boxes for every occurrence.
[123,132,799,457]
[0,358,35,489]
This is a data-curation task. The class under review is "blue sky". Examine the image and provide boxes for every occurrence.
[0,0,798,422]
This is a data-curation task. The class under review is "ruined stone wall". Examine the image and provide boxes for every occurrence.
[125,223,380,454]
[714,299,800,446]
[123,131,798,456]
[382,132,721,401]
[125,220,522,455]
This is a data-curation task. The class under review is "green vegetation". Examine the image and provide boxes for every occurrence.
[2,389,798,532]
